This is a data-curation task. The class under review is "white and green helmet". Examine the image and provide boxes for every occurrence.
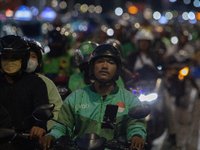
[74,41,99,66]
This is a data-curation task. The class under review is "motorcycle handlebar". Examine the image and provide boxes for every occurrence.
[104,138,131,150]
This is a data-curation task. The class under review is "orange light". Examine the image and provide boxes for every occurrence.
[178,74,184,80]
[128,6,138,14]
[179,67,189,76]
[196,12,200,20]
[5,9,13,17]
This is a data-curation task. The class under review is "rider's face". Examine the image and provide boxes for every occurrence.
[93,57,117,83]
[30,51,38,62]
[138,40,150,51]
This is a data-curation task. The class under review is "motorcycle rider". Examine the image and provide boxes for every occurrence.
[39,44,147,150]
[42,29,77,85]
[124,29,178,147]
[69,41,125,93]
[124,29,163,80]
[68,41,99,92]
[25,38,63,131]
[0,35,49,149]
[104,38,137,89]
[164,30,195,61]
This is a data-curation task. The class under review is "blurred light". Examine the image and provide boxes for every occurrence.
[101,25,108,32]
[0,14,6,20]
[182,12,189,20]
[179,67,189,76]
[56,27,60,31]
[48,24,54,31]
[72,10,78,17]
[171,36,178,44]
[188,33,193,40]
[106,28,114,36]
[189,18,197,24]
[95,5,102,14]
[65,23,71,28]
[155,26,163,32]
[115,7,123,16]
[158,15,168,24]
[122,13,130,20]
[172,11,178,18]
[115,24,121,29]
[42,23,48,30]
[196,12,200,20]
[183,0,191,4]
[44,46,50,54]
[157,66,162,70]
[128,6,138,14]
[134,23,140,28]
[165,11,173,20]
[30,6,39,16]
[139,93,158,102]
[188,11,195,20]
[193,0,200,7]
[80,4,88,13]
[51,0,58,7]
[153,11,161,20]
[144,8,153,20]
[5,9,14,17]
[14,6,32,21]
[74,3,81,11]
[64,31,69,36]
[40,7,57,21]
[169,0,177,2]
[59,1,67,9]
[88,5,95,13]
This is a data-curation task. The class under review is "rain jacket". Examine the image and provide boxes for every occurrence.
[47,84,147,142]
[37,73,63,131]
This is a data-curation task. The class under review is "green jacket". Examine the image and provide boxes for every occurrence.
[42,51,77,75]
[37,73,63,131]
[47,84,146,142]
[68,72,125,92]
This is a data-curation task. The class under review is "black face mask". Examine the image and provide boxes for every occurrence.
[47,46,66,57]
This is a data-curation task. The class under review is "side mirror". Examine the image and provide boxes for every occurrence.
[128,104,151,119]
[32,103,55,121]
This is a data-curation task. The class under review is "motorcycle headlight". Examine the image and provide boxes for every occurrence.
[139,93,158,102]
[179,67,189,76]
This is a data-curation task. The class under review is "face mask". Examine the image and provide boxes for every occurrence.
[26,59,38,73]
[1,59,22,74]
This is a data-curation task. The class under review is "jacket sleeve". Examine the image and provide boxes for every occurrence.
[38,74,63,131]
[47,92,76,139]
[31,76,49,130]
[126,94,147,141]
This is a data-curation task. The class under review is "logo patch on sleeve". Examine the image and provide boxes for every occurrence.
[116,102,125,113]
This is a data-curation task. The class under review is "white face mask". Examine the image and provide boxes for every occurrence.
[26,59,38,73]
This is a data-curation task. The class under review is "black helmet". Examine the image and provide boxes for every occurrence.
[25,38,44,73]
[0,35,30,71]
[89,43,122,83]
[75,41,99,67]
[104,38,123,55]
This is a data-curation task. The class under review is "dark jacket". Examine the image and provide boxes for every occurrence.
[0,105,12,128]
[0,71,49,130]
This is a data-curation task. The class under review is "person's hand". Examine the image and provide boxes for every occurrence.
[130,136,145,150]
[39,135,54,150]
[30,126,46,139]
